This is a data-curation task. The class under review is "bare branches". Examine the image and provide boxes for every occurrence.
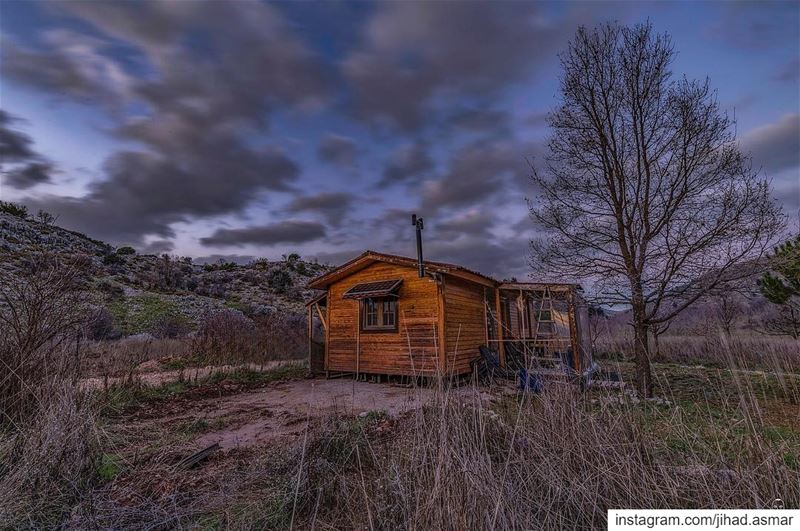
[0,253,91,424]
[530,22,786,395]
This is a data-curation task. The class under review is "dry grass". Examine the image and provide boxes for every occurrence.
[0,381,100,529]
[287,366,798,529]
[597,332,800,372]
[2,261,797,530]
[66,350,799,530]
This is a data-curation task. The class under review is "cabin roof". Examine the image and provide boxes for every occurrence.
[306,250,497,289]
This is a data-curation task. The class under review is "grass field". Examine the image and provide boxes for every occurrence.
[1,334,798,529]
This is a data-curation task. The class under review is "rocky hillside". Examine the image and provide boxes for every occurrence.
[0,211,330,337]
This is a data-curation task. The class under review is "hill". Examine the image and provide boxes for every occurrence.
[0,211,330,338]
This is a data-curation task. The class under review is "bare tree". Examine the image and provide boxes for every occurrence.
[530,23,785,396]
[710,291,745,336]
[0,254,91,424]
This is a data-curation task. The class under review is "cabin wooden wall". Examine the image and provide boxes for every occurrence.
[443,277,488,375]
[326,262,441,375]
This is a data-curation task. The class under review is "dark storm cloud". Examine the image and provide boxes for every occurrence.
[0,110,37,161]
[27,142,300,244]
[435,211,495,239]
[425,235,530,281]
[3,1,327,244]
[317,134,358,168]
[381,144,434,184]
[421,139,523,212]
[343,1,560,130]
[4,162,53,190]
[200,220,326,247]
[741,114,800,175]
[285,192,355,226]
[0,110,54,189]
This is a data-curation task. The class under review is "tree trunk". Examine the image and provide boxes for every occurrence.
[631,292,653,397]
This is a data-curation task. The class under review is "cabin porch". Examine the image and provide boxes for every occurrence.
[487,283,592,374]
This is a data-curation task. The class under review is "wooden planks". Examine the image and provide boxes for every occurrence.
[325,261,441,375]
[443,276,487,375]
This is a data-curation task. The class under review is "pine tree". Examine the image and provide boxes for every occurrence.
[759,235,800,339]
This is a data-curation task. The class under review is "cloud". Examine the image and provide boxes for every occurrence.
[200,220,326,247]
[2,1,327,244]
[139,239,175,255]
[317,134,358,168]
[285,192,355,227]
[446,108,511,135]
[0,110,37,161]
[435,210,495,239]
[342,1,560,130]
[421,139,524,212]
[741,114,800,175]
[26,142,300,244]
[0,110,54,189]
[381,143,434,184]
[4,162,53,190]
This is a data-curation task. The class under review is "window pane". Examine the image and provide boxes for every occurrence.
[382,299,395,326]
[364,299,378,327]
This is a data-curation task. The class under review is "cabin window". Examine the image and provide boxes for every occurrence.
[361,297,397,331]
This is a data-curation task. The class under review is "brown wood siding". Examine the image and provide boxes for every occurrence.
[326,262,441,375]
[443,276,487,376]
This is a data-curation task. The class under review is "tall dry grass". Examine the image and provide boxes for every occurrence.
[597,331,800,372]
[288,348,799,529]
[0,255,101,528]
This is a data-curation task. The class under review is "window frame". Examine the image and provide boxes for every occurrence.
[360,296,399,332]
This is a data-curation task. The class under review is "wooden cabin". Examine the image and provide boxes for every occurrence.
[306,251,592,378]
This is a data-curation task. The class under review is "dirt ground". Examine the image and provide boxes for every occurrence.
[121,374,491,452]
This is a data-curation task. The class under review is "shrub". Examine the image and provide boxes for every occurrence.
[85,307,122,340]
[35,209,57,225]
[115,246,136,255]
[267,267,293,294]
[0,200,29,219]
[150,313,191,339]
[102,253,124,266]
[0,254,90,424]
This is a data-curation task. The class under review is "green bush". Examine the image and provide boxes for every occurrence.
[267,268,293,294]
[102,253,124,266]
[0,201,29,219]
[115,246,136,255]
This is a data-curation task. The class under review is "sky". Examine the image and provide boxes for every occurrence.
[1,0,798,280]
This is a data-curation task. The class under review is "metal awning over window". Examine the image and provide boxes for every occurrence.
[342,279,402,299]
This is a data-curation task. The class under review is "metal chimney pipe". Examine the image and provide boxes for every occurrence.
[412,214,424,278]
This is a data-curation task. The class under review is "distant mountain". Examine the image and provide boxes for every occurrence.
[0,211,330,337]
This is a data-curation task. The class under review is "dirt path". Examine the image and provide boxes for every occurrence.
[124,378,492,452]
[190,379,451,451]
